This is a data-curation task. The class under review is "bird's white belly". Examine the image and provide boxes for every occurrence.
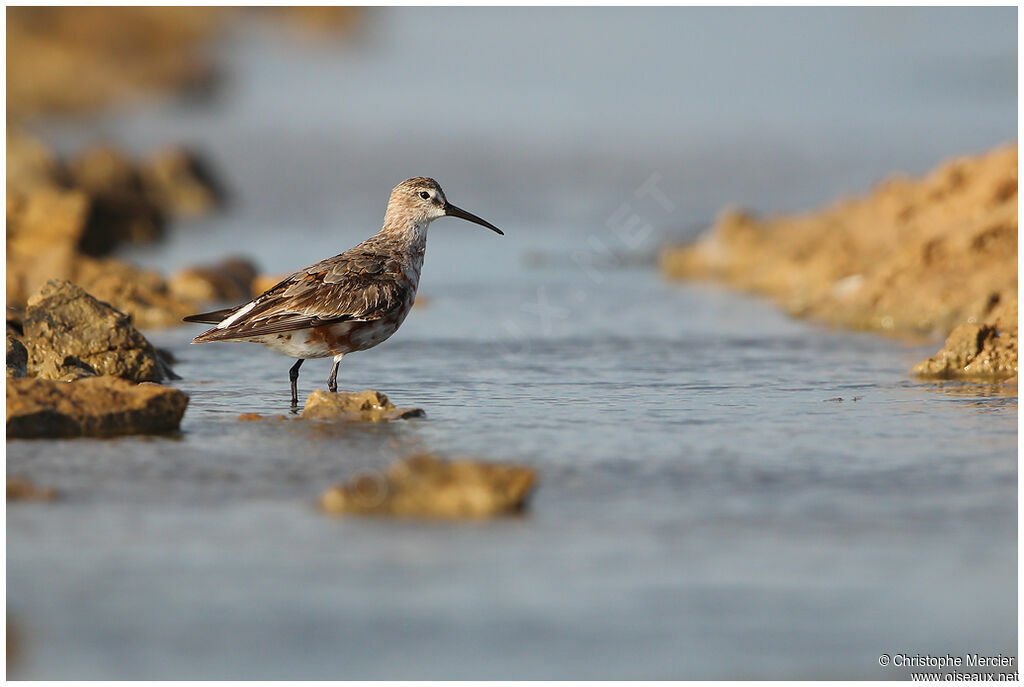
[246,310,409,360]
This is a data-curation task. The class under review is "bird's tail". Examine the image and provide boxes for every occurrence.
[183,306,240,324]
[184,306,246,344]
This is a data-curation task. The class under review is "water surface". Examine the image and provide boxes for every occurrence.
[9,8,1017,679]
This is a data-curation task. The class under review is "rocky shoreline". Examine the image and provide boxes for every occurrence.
[6,280,188,438]
[660,144,1018,382]
[7,129,235,328]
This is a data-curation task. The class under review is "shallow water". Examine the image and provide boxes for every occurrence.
[8,8,1018,679]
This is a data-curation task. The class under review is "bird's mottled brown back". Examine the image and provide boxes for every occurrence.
[192,230,424,343]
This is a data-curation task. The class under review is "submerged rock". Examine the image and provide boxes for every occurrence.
[7,477,57,502]
[23,280,176,382]
[6,376,188,439]
[302,389,425,422]
[320,453,537,518]
[237,412,287,422]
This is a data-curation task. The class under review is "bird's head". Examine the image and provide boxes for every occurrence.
[386,177,503,235]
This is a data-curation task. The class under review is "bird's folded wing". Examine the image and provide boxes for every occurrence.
[192,258,410,342]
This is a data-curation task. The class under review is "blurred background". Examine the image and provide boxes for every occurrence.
[7,6,1018,680]
[14,7,1016,272]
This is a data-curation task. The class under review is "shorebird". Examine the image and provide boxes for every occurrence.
[184,177,502,405]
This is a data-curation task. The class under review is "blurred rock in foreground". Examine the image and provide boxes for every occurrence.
[7,376,188,439]
[660,144,1017,381]
[320,453,537,518]
[302,389,425,422]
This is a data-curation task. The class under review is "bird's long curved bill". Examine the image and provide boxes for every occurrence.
[444,203,504,235]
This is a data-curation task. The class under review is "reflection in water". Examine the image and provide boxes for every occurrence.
[916,379,1018,410]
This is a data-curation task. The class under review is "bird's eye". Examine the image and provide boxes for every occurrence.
[419,191,430,200]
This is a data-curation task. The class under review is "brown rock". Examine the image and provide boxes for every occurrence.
[6,186,91,256]
[7,335,28,378]
[170,256,259,304]
[912,298,1018,380]
[7,306,26,335]
[320,453,536,518]
[141,147,226,217]
[5,162,202,328]
[67,146,138,195]
[5,132,222,330]
[67,145,165,251]
[661,145,1017,340]
[6,375,189,439]
[5,186,90,309]
[7,249,199,330]
[72,257,198,329]
[302,389,425,422]
[7,477,57,502]
[6,129,64,193]
[23,279,175,382]
[7,7,224,117]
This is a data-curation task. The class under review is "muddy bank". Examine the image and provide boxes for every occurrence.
[660,145,1018,381]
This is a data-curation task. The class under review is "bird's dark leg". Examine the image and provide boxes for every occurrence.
[327,356,342,393]
[289,359,304,406]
